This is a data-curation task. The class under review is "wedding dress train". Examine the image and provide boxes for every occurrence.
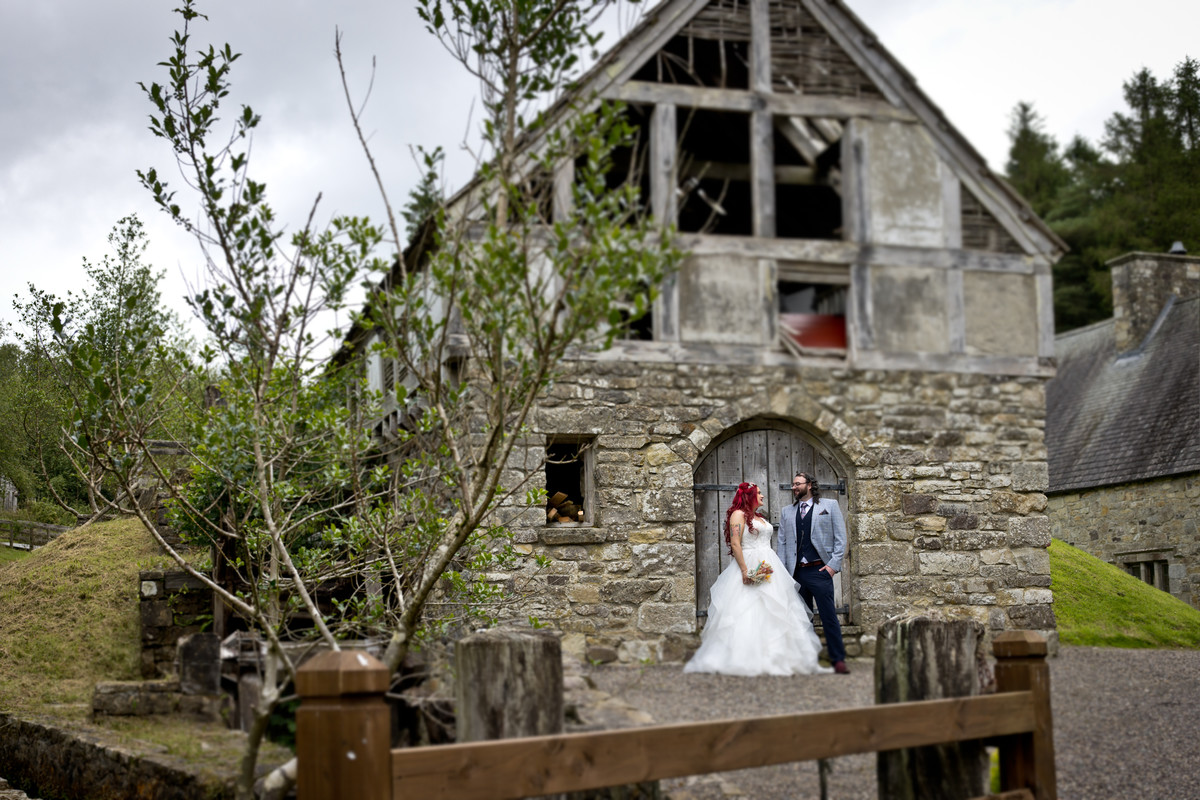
[684,516,832,676]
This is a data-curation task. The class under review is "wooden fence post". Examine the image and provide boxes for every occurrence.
[993,630,1057,800]
[295,650,391,800]
[875,615,989,800]
[456,627,563,742]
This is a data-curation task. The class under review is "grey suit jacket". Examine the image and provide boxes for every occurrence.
[775,497,847,575]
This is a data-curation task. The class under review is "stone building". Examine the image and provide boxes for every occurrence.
[358,0,1064,663]
[1046,250,1200,609]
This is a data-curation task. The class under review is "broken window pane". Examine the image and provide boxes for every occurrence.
[778,279,847,352]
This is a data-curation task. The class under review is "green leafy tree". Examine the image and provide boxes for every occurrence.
[1005,101,1070,218]
[10,215,189,517]
[1007,58,1200,332]
[68,1,678,796]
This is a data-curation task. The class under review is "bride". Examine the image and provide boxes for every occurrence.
[684,482,831,676]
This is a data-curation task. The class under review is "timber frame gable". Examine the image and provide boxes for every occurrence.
[445,0,1066,377]
[556,0,1063,256]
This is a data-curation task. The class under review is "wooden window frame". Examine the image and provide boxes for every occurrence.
[544,435,596,527]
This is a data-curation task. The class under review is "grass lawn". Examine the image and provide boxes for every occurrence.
[1050,537,1200,648]
[0,545,30,566]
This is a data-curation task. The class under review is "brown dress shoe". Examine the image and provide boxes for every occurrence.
[833,661,850,674]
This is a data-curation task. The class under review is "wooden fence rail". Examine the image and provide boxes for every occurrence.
[0,519,69,551]
[295,630,1056,800]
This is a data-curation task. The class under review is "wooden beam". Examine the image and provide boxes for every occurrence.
[602,81,915,121]
[942,161,963,249]
[680,160,817,185]
[650,103,678,223]
[750,0,771,94]
[552,159,574,223]
[842,120,868,244]
[751,111,775,237]
[466,226,1050,275]
[777,261,851,285]
[576,339,1055,377]
[851,260,874,353]
[776,117,822,166]
[391,693,1037,800]
[947,268,966,354]
[847,350,1056,377]
[1036,271,1056,362]
[760,257,775,344]
[993,631,1058,800]
[651,103,679,341]
[673,233,1046,274]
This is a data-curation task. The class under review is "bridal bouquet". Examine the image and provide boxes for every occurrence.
[747,561,774,584]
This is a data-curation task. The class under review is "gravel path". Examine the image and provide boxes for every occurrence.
[583,646,1200,800]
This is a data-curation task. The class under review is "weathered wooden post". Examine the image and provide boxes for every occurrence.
[993,630,1057,800]
[875,615,989,800]
[295,650,391,800]
[456,627,564,742]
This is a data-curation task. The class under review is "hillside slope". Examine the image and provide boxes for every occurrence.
[1050,537,1200,648]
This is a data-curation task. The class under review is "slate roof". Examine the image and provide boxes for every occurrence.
[1046,296,1200,492]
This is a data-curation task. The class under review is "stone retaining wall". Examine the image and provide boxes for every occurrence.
[495,361,1055,663]
[1048,472,1200,609]
[139,570,213,678]
[0,713,235,800]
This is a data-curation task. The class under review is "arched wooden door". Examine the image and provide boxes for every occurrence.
[693,421,850,626]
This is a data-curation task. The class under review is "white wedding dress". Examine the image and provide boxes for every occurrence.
[684,516,832,676]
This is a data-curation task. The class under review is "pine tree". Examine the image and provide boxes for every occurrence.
[1005,102,1070,218]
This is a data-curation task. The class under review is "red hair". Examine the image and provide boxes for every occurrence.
[723,482,762,554]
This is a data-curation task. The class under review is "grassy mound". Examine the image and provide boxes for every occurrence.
[0,517,292,781]
[1050,537,1200,648]
[0,517,163,712]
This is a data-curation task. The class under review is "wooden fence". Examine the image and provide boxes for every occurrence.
[0,519,68,551]
[294,630,1056,800]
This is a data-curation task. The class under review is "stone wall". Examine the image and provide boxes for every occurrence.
[1048,473,1200,609]
[0,712,238,800]
[497,360,1054,663]
[139,570,213,678]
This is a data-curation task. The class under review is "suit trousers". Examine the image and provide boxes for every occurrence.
[793,566,845,664]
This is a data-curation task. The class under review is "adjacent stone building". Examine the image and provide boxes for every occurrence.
[358,0,1064,662]
[1046,250,1200,609]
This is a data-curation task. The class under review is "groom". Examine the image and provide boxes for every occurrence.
[776,472,850,674]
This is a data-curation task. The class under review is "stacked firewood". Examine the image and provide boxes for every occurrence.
[546,492,585,523]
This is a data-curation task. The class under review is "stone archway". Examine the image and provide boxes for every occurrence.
[692,418,851,626]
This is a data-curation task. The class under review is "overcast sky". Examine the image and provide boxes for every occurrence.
[2,0,1197,341]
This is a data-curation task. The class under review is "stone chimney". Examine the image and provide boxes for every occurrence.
[1109,250,1200,352]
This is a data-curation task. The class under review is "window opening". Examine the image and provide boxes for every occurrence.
[382,358,395,393]
[775,117,843,240]
[1122,558,1170,593]
[676,108,753,235]
[545,438,594,526]
[575,104,652,226]
[961,190,1024,254]
[614,285,655,341]
[778,265,848,355]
